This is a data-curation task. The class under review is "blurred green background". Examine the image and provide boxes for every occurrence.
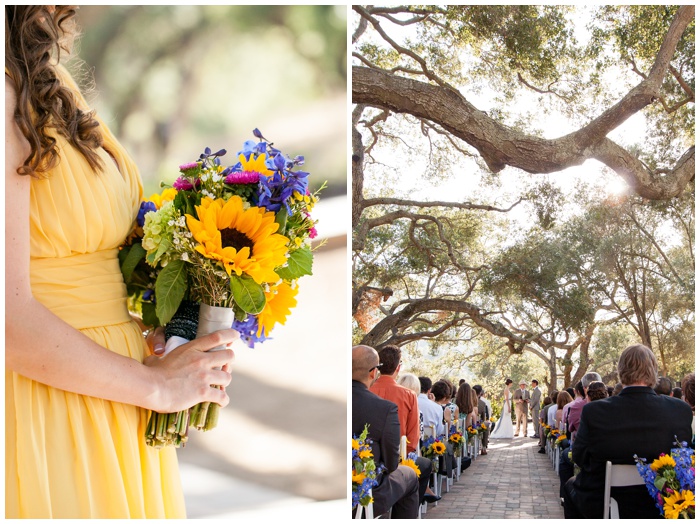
[73,4,347,198]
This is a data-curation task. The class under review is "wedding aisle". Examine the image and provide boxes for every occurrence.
[425,421,565,519]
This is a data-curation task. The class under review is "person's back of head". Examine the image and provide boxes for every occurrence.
[574,381,585,398]
[617,344,657,387]
[473,384,483,397]
[613,382,623,396]
[681,373,694,411]
[419,376,432,394]
[542,396,552,407]
[672,387,683,400]
[550,391,559,406]
[586,381,608,401]
[582,372,602,389]
[654,376,673,396]
[376,345,401,376]
[397,373,420,396]
[431,381,451,403]
[352,345,380,385]
[566,387,575,399]
[557,391,573,410]
[456,382,472,414]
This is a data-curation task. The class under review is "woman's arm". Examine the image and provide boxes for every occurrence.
[5,78,235,413]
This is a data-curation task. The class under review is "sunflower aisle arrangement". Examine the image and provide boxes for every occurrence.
[448,425,466,457]
[421,435,447,472]
[352,425,383,511]
[635,440,695,519]
[121,129,322,447]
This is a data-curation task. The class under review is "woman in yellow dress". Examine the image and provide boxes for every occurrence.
[5,6,237,518]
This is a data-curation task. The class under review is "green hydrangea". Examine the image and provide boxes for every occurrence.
[142,201,181,266]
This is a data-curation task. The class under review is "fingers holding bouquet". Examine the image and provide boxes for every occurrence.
[144,329,238,413]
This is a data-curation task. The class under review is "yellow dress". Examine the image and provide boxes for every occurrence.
[5,65,187,518]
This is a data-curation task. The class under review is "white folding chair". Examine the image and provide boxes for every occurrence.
[603,461,645,519]
[555,445,560,474]
[442,421,453,492]
[423,425,441,502]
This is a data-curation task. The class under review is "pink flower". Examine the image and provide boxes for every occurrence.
[224,171,260,184]
[179,162,201,177]
[173,176,200,190]
[309,227,318,239]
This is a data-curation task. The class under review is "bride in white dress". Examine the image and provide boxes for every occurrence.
[490,378,514,439]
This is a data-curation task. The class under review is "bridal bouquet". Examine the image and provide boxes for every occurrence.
[635,441,695,519]
[121,129,322,447]
[352,425,383,510]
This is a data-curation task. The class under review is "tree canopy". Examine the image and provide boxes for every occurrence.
[351,5,694,390]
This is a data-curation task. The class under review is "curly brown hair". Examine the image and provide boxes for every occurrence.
[5,5,103,176]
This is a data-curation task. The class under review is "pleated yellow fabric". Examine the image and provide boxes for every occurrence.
[5,64,187,518]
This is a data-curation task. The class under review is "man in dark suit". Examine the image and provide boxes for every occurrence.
[352,345,419,518]
[563,344,693,519]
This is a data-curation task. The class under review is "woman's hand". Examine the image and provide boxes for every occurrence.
[145,326,166,356]
[143,329,238,413]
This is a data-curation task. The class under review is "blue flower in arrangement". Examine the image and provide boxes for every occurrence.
[231,314,269,348]
[136,201,157,227]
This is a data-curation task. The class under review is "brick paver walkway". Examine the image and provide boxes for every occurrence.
[424,422,565,519]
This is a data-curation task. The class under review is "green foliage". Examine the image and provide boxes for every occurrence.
[155,259,188,324]
[275,247,314,281]
[229,274,266,315]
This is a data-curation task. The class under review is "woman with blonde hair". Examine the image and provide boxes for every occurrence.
[5,6,236,518]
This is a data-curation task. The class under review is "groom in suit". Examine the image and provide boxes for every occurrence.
[513,380,530,437]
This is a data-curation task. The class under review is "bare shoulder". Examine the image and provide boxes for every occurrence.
[5,75,31,173]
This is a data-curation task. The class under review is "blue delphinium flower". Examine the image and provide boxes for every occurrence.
[137,201,157,227]
[231,314,269,348]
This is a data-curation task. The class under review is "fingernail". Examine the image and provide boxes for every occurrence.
[154,344,165,355]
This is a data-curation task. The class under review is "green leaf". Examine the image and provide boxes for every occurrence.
[153,238,173,265]
[275,248,313,280]
[155,259,188,324]
[230,274,266,314]
[142,301,160,328]
[120,242,147,283]
[275,208,288,235]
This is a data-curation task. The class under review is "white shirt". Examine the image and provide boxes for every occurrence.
[418,393,446,438]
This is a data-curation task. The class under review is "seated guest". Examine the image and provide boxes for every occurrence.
[352,345,419,518]
[563,344,693,519]
[418,377,445,441]
[371,346,432,507]
[681,373,694,441]
[538,395,553,453]
[586,381,608,401]
[672,387,683,400]
[555,391,573,432]
[612,382,623,396]
[456,382,477,427]
[562,382,585,442]
[654,376,673,396]
[473,385,490,455]
[559,381,607,500]
[432,381,460,432]
[546,390,560,428]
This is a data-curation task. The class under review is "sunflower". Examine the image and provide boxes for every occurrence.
[352,470,366,484]
[663,490,695,519]
[352,439,360,451]
[651,454,676,472]
[358,449,372,459]
[400,458,421,478]
[186,196,288,284]
[256,281,298,337]
[239,153,273,177]
[432,441,446,455]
